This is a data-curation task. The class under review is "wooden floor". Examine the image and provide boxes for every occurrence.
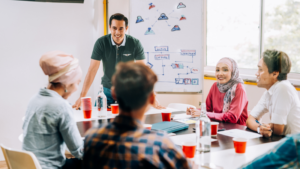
[0,161,7,169]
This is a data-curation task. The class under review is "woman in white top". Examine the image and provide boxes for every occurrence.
[246,49,300,137]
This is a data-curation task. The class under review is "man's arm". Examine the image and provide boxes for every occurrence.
[73,59,100,109]
[260,123,284,137]
[246,115,260,132]
[247,115,285,137]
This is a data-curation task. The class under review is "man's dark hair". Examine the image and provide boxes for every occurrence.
[112,62,157,112]
[109,13,128,27]
[262,49,292,81]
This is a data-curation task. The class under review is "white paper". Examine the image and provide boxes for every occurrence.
[145,107,180,115]
[170,133,217,145]
[172,113,192,120]
[217,129,262,139]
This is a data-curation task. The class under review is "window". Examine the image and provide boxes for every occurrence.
[207,0,260,69]
[264,0,300,73]
[206,0,300,75]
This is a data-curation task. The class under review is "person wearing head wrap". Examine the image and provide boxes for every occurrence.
[22,51,83,169]
[187,57,249,125]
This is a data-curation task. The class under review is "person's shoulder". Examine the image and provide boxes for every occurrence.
[211,82,218,88]
[95,34,111,44]
[126,34,141,44]
[85,124,110,143]
[236,83,246,92]
[275,80,296,94]
[144,131,175,148]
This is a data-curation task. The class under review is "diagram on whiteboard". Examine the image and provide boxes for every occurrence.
[130,0,203,92]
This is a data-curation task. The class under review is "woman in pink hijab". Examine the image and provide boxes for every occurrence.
[22,51,83,169]
[187,57,249,125]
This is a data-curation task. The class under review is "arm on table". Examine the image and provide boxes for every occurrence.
[73,59,100,110]
[246,115,260,132]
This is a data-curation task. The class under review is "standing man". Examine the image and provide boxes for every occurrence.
[73,13,164,110]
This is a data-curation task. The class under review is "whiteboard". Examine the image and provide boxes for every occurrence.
[130,0,203,92]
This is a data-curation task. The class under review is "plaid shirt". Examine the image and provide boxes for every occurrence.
[83,115,191,169]
[239,134,300,169]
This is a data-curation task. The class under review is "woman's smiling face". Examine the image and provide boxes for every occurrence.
[216,63,232,84]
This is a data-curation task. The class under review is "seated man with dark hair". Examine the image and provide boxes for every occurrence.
[83,62,190,169]
[246,49,300,137]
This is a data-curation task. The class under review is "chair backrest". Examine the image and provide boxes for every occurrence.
[1,145,11,169]
[0,144,42,169]
[167,103,196,111]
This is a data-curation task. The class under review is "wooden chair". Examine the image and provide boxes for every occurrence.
[0,144,41,169]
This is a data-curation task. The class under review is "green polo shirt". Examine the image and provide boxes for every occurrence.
[91,34,145,89]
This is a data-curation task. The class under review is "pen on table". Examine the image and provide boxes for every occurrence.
[255,120,272,132]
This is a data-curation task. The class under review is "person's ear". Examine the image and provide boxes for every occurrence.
[273,71,279,79]
[149,92,155,105]
[125,26,129,32]
[111,86,117,100]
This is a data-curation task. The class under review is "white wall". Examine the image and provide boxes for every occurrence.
[0,0,103,161]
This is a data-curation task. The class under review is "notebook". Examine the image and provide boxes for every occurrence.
[151,122,189,133]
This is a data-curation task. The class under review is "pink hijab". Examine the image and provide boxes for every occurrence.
[216,57,244,113]
[39,51,82,85]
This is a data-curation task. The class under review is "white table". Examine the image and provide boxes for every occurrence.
[72,107,180,122]
[190,141,280,169]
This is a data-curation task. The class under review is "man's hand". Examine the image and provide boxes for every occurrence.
[72,59,100,110]
[260,123,272,138]
[72,97,82,110]
[152,98,166,109]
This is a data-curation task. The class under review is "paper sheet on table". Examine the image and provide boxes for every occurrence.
[174,119,196,124]
[173,113,192,120]
[170,133,217,145]
[218,129,262,139]
[145,107,180,115]
[173,113,197,124]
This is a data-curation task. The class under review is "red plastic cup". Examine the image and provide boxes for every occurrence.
[111,104,119,114]
[233,138,247,153]
[182,142,196,158]
[143,124,152,130]
[161,112,171,121]
[211,122,219,136]
[81,97,92,119]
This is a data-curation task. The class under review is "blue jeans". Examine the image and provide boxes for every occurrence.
[103,87,115,106]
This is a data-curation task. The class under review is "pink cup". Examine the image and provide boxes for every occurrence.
[81,97,92,119]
